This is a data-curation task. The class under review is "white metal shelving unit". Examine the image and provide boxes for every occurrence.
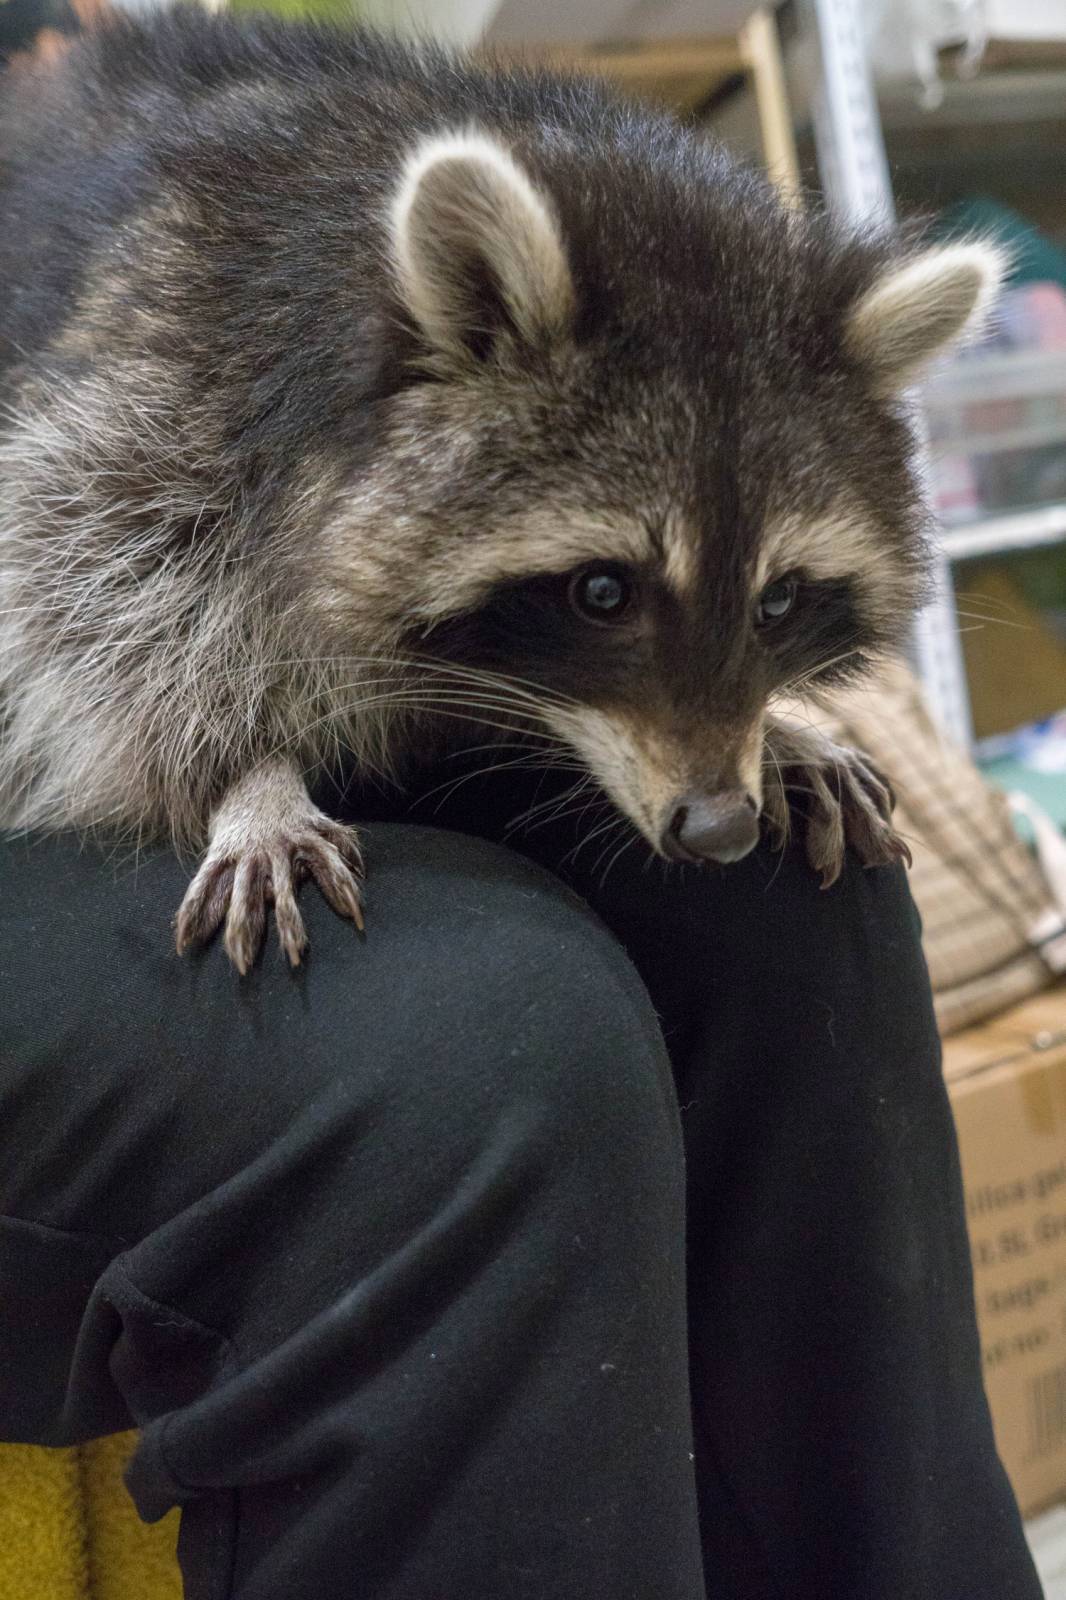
[941,504,1066,563]
[799,0,1066,745]
[802,0,978,747]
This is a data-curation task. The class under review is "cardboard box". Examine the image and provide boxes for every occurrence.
[944,987,1066,1516]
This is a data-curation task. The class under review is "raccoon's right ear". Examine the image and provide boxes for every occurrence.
[389,130,575,368]
[844,242,1006,393]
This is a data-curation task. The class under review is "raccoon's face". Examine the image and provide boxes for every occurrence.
[329,128,1002,862]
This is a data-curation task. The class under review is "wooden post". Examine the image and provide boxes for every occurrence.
[739,7,802,206]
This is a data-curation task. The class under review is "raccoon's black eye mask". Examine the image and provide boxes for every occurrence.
[569,565,810,641]
[416,565,644,700]
[758,573,870,686]
[418,555,870,708]
[567,564,809,636]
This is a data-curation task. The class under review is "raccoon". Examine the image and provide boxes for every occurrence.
[0,10,1001,973]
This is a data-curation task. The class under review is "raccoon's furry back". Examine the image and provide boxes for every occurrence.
[0,14,589,847]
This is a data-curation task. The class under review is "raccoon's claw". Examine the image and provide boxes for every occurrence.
[802,748,911,888]
[175,818,365,975]
[764,721,910,888]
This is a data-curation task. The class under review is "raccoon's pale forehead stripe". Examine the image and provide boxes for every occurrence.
[323,490,702,623]
[755,505,886,593]
[660,510,702,594]
[401,510,659,620]
[419,505,712,619]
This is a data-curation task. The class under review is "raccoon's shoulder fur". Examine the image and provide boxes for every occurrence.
[0,10,1000,854]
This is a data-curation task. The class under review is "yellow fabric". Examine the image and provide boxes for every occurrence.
[80,1436,181,1600]
[0,1435,181,1600]
[0,1443,88,1600]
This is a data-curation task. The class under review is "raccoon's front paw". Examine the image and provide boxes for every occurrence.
[175,817,364,974]
[174,774,365,975]
[764,723,911,888]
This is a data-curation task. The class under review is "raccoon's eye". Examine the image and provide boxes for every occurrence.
[569,565,633,625]
[756,575,798,628]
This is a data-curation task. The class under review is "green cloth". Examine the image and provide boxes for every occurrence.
[937,197,1066,291]
[981,755,1066,838]
[229,0,361,19]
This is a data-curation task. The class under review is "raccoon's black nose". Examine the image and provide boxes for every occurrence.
[663,791,760,865]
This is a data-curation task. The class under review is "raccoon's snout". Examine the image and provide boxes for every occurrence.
[661,790,760,865]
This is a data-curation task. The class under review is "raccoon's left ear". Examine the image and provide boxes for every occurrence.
[845,241,1007,393]
[389,129,575,368]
